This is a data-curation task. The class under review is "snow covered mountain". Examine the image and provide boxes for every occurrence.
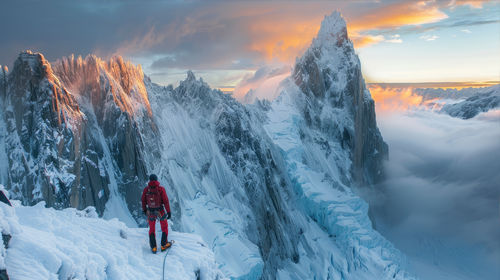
[413,87,484,102]
[0,51,160,227]
[1,12,413,279]
[440,84,500,119]
[404,84,500,118]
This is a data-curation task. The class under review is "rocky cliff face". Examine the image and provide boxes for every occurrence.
[0,51,88,210]
[0,51,160,224]
[293,12,387,185]
[52,55,162,222]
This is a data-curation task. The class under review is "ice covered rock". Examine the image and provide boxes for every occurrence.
[293,11,387,185]
[53,54,162,224]
[1,51,89,211]
[0,51,161,226]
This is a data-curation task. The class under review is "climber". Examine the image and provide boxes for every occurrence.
[141,174,172,253]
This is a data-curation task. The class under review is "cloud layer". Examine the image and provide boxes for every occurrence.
[367,109,500,278]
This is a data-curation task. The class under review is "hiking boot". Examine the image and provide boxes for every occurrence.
[152,247,157,254]
[161,242,172,251]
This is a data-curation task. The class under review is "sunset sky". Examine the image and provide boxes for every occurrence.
[1,0,499,91]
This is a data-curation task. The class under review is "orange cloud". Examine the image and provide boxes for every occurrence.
[367,82,500,113]
[240,1,451,61]
[350,34,385,48]
[114,0,489,74]
[346,1,450,48]
[448,0,491,9]
[349,2,448,32]
[239,5,324,63]
[368,85,423,112]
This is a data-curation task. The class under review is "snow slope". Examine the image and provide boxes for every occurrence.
[0,193,225,280]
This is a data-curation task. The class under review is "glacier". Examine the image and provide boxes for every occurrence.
[0,12,416,279]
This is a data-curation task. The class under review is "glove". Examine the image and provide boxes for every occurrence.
[145,210,150,216]
[167,212,171,220]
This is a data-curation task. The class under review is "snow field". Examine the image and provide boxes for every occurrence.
[1,200,226,280]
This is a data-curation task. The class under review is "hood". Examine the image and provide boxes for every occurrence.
[148,180,160,188]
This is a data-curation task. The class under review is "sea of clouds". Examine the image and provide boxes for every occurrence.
[364,105,500,279]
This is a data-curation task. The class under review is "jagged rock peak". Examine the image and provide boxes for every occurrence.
[293,10,359,100]
[55,54,144,82]
[53,53,152,117]
[186,70,196,82]
[12,50,60,84]
[178,71,209,89]
[312,11,349,49]
[16,50,49,67]
[291,10,387,185]
[173,71,228,111]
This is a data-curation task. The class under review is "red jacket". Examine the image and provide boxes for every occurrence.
[141,180,171,213]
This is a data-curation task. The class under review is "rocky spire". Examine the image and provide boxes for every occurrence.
[312,11,349,49]
[292,11,388,185]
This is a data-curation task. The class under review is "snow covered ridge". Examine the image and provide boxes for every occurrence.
[1,11,414,279]
[0,191,225,279]
[401,84,500,119]
[413,84,500,102]
[439,84,500,119]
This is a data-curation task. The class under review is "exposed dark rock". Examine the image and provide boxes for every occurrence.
[1,234,10,249]
[292,14,388,185]
[0,269,8,280]
[0,51,161,222]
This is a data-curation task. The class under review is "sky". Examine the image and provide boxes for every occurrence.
[1,0,499,92]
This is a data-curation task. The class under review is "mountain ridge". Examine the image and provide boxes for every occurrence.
[0,11,412,279]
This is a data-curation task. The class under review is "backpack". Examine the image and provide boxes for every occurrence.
[145,187,162,209]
